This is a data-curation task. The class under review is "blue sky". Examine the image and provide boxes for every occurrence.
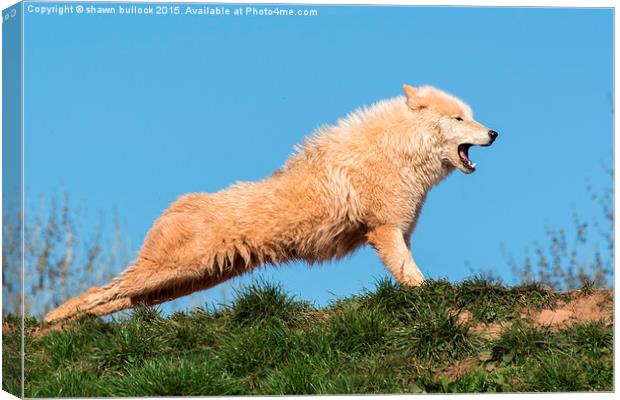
[22,4,613,312]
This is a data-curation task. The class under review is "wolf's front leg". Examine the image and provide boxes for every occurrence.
[367,224,425,286]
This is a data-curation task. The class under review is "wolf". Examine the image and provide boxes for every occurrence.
[45,84,498,322]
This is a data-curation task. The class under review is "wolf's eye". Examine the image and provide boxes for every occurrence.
[454,116,464,121]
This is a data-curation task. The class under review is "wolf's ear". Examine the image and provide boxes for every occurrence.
[403,84,426,110]
[403,84,418,98]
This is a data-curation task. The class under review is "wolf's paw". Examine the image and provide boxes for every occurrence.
[401,273,425,287]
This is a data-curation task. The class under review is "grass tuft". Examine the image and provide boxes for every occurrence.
[228,279,310,326]
[491,322,551,364]
[392,307,475,363]
[328,307,390,354]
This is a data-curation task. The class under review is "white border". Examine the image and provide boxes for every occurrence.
[0,1,616,400]
[4,0,620,7]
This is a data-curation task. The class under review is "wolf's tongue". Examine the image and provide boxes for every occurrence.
[458,144,477,169]
[459,146,470,163]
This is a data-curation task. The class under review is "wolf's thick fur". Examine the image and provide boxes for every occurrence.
[45,85,497,322]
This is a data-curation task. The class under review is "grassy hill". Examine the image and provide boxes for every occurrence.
[2,278,613,396]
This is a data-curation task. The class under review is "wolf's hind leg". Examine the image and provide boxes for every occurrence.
[43,286,111,322]
[86,272,237,317]
[44,260,213,322]
[367,224,425,286]
[44,253,249,322]
[90,265,247,316]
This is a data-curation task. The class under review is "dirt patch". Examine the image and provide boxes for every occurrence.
[30,322,64,338]
[526,290,612,329]
[2,321,15,334]
[450,309,508,339]
[471,321,510,339]
[453,309,473,325]
[457,290,613,338]
[435,356,478,380]
[300,310,331,322]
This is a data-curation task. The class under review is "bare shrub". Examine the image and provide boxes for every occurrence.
[3,194,130,318]
[505,168,613,290]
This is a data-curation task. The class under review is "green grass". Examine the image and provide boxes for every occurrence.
[2,279,613,396]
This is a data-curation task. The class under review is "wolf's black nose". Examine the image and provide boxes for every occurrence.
[488,130,498,143]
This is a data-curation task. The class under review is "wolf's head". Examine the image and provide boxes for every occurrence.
[403,84,498,174]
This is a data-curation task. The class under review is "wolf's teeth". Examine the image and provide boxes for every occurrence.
[471,163,477,168]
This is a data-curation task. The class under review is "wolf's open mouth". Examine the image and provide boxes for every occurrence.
[458,144,476,171]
